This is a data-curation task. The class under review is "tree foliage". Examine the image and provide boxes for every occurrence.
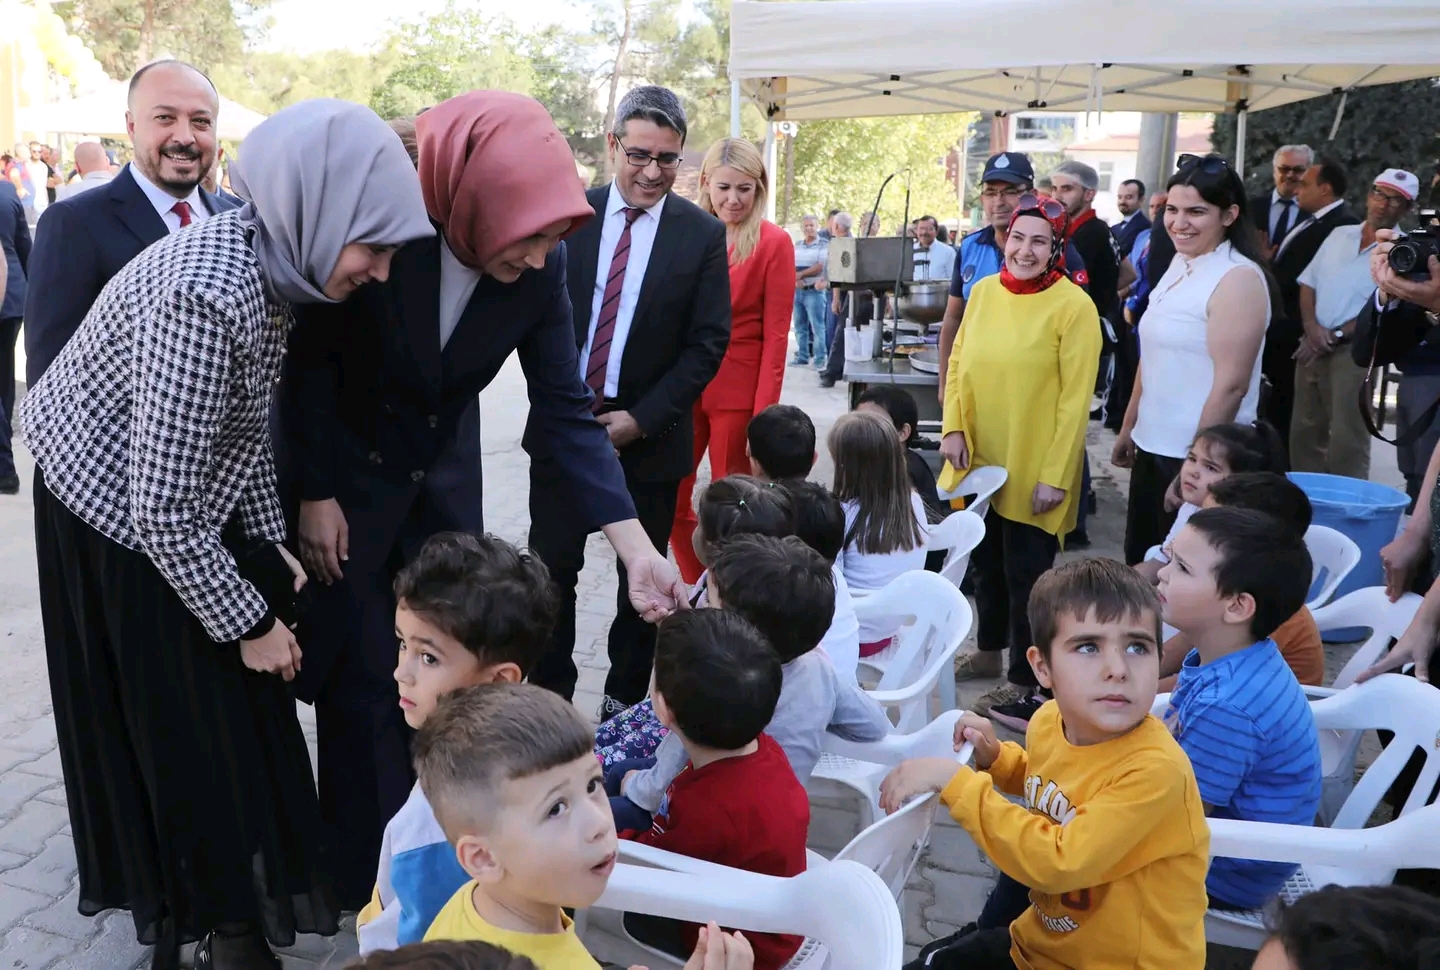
[1211,79,1440,214]
[54,0,270,77]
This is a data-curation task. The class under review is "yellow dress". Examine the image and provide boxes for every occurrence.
[938,275,1101,536]
[941,702,1210,970]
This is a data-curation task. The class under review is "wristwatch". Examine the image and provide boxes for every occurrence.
[1332,328,1350,345]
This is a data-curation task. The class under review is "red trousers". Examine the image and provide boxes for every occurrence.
[670,404,754,583]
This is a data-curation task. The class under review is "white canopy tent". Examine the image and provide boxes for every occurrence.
[729,0,1440,173]
[19,82,267,141]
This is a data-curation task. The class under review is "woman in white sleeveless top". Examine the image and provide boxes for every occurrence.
[1112,154,1274,564]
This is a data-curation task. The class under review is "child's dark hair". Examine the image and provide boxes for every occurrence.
[1028,558,1163,661]
[413,683,593,841]
[747,405,816,480]
[1191,421,1288,474]
[708,534,834,663]
[781,479,845,562]
[1206,472,1312,537]
[1184,507,1312,640]
[346,940,538,970]
[856,385,920,446]
[696,475,793,561]
[1264,884,1440,970]
[829,410,925,555]
[653,609,783,751]
[393,533,557,676]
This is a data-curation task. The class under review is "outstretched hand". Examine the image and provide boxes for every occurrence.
[627,552,689,623]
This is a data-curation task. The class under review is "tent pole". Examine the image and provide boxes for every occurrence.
[730,79,741,137]
[1235,107,1247,179]
[763,121,777,222]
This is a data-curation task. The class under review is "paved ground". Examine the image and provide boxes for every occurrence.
[0,349,1393,969]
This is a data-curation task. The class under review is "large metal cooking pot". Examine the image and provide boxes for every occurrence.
[897,280,949,325]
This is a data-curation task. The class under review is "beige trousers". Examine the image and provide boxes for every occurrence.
[1290,349,1372,480]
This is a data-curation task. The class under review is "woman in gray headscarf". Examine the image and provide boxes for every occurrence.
[19,99,433,970]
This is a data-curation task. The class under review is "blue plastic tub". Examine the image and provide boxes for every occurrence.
[1288,473,1408,641]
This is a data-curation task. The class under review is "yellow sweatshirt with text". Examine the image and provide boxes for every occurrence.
[940,701,1209,970]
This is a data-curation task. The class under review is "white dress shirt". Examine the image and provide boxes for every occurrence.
[1277,198,1345,258]
[438,237,482,350]
[56,170,114,202]
[1297,224,1379,332]
[578,182,665,398]
[912,241,955,283]
[128,163,209,232]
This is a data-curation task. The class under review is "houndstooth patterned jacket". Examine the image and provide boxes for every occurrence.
[21,210,293,643]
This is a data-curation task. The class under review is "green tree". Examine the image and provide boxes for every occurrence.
[212,48,381,115]
[368,2,536,121]
[1211,79,1440,214]
[523,26,605,170]
[55,0,270,77]
[789,114,976,230]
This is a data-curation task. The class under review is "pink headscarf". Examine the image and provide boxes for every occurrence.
[415,91,593,270]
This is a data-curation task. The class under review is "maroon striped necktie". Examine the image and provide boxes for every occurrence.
[586,206,644,409]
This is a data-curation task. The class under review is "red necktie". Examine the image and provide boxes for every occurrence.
[171,201,192,228]
[585,206,643,409]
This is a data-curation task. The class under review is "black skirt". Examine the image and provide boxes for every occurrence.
[33,474,338,958]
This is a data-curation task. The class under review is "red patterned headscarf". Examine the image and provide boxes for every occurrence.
[999,194,1069,295]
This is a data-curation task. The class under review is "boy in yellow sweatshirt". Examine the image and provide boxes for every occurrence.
[881,558,1209,970]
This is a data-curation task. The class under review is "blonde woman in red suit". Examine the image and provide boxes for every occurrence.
[670,138,795,582]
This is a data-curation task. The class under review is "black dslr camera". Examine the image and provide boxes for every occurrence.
[1390,167,1440,281]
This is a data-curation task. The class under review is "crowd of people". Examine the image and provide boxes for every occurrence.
[1,53,1440,970]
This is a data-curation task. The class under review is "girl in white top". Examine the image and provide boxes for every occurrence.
[1113,153,1274,564]
[829,411,929,648]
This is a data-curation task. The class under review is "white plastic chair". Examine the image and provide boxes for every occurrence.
[1196,675,1440,949]
[852,571,973,729]
[923,509,986,590]
[595,851,903,970]
[936,464,1008,519]
[1303,525,1361,611]
[809,710,972,827]
[1304,587,1424,823]
[805,791,943,902]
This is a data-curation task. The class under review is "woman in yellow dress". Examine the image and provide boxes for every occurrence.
[938,194,1101,728]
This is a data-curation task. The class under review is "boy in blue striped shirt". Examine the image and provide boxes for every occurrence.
[1157,507,1323,910]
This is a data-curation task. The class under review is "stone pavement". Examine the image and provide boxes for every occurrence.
[0,352,1368,969]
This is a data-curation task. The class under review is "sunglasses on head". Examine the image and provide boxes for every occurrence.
[1014,193,1066,221]
[1176,154,1233,178]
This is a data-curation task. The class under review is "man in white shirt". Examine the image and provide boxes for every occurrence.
[55,142,114,201]
[910,214,955,282]
[1290,168,1418,478]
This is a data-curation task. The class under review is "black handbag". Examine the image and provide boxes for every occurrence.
[222,520,311,630]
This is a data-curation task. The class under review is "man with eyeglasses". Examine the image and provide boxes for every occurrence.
[1251,144,1314,258]
[528,85,731,717]
[1289,169,1417,480]
[937,153,1087,405]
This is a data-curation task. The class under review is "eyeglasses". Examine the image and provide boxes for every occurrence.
[1370,187,1411,207]
[1275,165,1309,177]
[614,136,682,171]
[1014,193,1066,222]
[1177,154,1232,177]
[980,185,1026,201]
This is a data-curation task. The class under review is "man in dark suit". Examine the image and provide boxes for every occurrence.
[527,85,731,717]
[1250,144,1313,257]
[1263,159,1359,444]
[1111,178,1151,259]
[0,178,29,493]
[23,59,232,388]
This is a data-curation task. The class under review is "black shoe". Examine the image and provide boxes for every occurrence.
[989,689,1047,733]
[819,375,837,388]
[194,930,282,970]
[0,474,17,495]
[597,696,629,722]
[1066,529,1090,549]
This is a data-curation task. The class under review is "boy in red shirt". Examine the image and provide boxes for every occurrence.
[620,608,809,970]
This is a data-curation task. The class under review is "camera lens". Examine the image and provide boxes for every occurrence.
[1391,241,1420,276]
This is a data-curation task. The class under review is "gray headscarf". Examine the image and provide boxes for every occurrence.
[229,99,434,305]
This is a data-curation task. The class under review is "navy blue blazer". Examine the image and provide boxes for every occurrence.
[1111,212,1151,260]
[278,235,636,571]
[22,165,235,386]
[0,182,29,320]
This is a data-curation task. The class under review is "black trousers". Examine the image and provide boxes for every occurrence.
[0,315,20,478]
[906,924,1015,970]
[528,463,678,705]
[1104,316,1137,432]
[1123,448,1183,566]
[1262,328,1301,452]
[971,512,1059,688]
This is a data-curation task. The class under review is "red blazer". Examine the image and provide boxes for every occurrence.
[701,219,794,413]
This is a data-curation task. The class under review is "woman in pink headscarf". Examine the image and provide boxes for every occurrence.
[274,91,685,907]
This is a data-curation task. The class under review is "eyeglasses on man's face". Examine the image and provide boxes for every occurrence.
[614,136,682,171]
[1275,164,1309,177]
[980,185,1025,202]
[1369,187,1410,207]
